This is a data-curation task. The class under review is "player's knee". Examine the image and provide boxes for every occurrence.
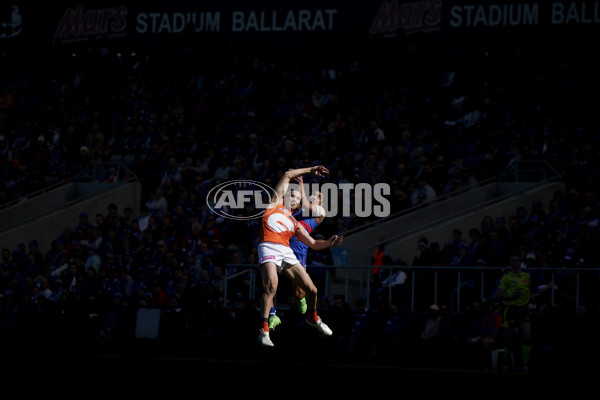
[305,284,318,297]
[264,278,278,295]
[295,287,306,298]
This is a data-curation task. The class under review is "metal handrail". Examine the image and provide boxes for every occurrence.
[224,263,599,313]
[0,162,139,232]
[0,161,138,211]
[339,160,561,240]
[358,161,563,267]
[340,177,495,239]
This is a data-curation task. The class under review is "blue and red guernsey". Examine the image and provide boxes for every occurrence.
[289,210,321,267]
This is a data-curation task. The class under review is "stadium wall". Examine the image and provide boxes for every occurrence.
[0,182,142,254]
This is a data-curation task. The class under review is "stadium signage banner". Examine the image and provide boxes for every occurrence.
[135,9,339,34]
[2,1,599,51]
[447,1,600,28]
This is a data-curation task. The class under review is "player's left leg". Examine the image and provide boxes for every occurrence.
[268,306,281,330]
[285,263,332,336]
[293,283,307,314]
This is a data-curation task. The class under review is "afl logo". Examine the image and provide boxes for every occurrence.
[206,180,279,220]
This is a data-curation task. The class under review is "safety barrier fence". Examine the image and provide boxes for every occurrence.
[223,264,600,313]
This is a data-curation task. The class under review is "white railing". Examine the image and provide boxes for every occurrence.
[224,264,599,313]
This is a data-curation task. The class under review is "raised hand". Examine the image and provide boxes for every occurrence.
[311,165,329,177]
[330,235,343,246]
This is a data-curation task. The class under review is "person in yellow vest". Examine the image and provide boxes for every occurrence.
[496,255,533,373]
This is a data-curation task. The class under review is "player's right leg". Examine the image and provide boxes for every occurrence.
[258,261,278,346]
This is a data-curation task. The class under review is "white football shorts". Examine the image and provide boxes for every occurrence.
[258,242,300,272]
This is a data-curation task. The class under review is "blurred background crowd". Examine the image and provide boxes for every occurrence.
[1,23,599,373]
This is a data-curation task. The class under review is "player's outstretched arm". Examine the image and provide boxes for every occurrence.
[269,165,329,208]
[295,225,342,251]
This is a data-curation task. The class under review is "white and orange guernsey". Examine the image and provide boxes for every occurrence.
[257,203,302,272]
[259,204,298,246]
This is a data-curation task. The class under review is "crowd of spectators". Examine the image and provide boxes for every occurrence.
[1,29,600,371]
